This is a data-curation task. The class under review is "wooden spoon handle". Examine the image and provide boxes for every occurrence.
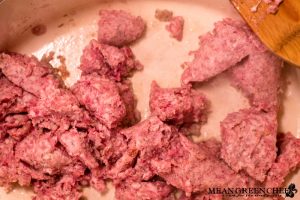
[230,0,300,67]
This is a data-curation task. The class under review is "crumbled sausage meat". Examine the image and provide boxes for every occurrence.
[166,16,184,41]
[221,108,277,182]
[80,39,142,81]
[150,81,208,125]
[98,10,146,46]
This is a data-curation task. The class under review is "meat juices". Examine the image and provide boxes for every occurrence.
[221,109,277,182]
[181,18,263,84]
[149,81,208,125]
[155,9,173,22]
[166,16,184,41]
[80,39,142,81]
[72,73,126,129]
[98,10,146,46]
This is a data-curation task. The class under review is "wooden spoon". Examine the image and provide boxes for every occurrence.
[230,0,300,66]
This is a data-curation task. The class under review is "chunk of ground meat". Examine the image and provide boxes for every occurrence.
[265,0,284,14]
[220,108,277,182]
[0,76,23,119]
[1,114,32,140]
[117,80,141,126]
[0,53,62,96]
[166,16,184,41]
[0,137,49,190]
[229,51,282,112]
[197,138,222,159]
[151,133,256,195]
[89,168,106,192]
[113,117,256,195]
[155,9,173,22]
[80,39,142,81]
[33,175,82,200]
[10,91,37,114]
[181,18,265,84]
[0,138,25,189]
[15,131,73,175]
[72,73,126,129]
[265,132,300,187]
[98,10,146,46]
[149,81,208,125]
[28,88,82,120]
[115,180,174,200]
[59,129,99,169]
[105,117,176,182]
[0,53,83,122]
[91,131,128,171]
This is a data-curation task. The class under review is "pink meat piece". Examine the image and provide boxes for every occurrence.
[220,108,277,182]
[0,76,23,119]
[0,53,83,121]
[117,80,141,126]
[0,138,27,189]
[166,16,184,41]
[151,133,255,195]
[229,51,282,112]
[149,81,208,125]
[0,137,49,190]
[0,53,62,96]
[59,129,99,169]
[115,181,174,200]
[266,0,284,14]
[10,91,37,114]
[72,73,126,129]
[98,10,146,46]
[112,117,255,195]
[30,115,71,133]
[1,114,32,140]
[89,169,106,192]
[80,39,143,81]
[99,132,128,167]
[33,175,82,200]
[181,18,265,84]
[265,133,300,187]
[105,117,176,182]
[15,131,73,175]
[28,88,82,120]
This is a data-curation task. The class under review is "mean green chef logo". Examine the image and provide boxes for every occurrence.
[286,183,298,198]
[207,183,298,198]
